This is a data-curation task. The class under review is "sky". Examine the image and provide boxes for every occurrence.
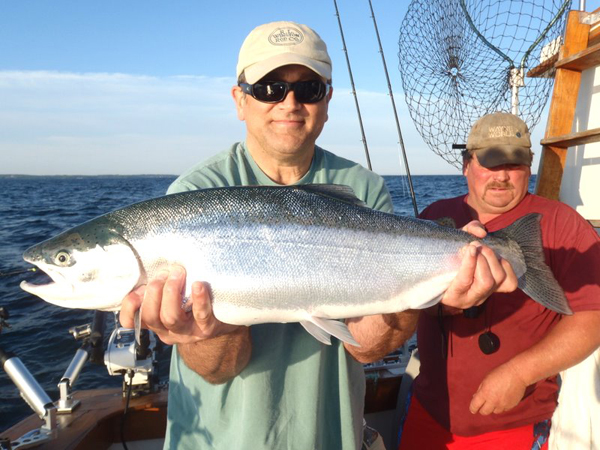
[1,1,599,176]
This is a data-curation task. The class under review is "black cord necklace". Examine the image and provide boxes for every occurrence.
[440,300,501,358]
[478,299,500,355]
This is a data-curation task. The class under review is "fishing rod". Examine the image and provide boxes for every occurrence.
[367,0,419,217]
[0,267,37,278]
[333,0,373,170]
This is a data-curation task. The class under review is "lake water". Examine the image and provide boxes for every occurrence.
[0,174,535,430]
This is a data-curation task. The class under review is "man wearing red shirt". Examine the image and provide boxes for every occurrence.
[399,112,600,449]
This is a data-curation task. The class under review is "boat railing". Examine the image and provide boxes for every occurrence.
[0,307,57,448]
[0,308,161,449]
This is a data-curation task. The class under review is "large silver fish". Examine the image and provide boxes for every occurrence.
[20,185,571,346]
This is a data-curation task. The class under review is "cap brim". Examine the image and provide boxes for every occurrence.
[243,53,331,84]
[475,145,533,168]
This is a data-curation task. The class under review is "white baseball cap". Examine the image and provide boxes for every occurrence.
[236,21,332,84]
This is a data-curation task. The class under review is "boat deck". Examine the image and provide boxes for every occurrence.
[1,387,167,450]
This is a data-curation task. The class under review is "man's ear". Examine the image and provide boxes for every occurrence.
[462,152,473,176]
[232,85,246,121]
[462,159,470,176]
[324,86,333,123]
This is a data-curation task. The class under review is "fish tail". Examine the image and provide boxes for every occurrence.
[491,213,572,315]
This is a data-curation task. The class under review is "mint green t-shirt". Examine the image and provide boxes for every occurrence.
[164,142,393,450]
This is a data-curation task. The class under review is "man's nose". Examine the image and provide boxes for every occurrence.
[278,89,302,110]
[492,168,510,181]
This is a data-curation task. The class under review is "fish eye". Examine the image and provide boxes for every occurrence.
[54,250,72,266]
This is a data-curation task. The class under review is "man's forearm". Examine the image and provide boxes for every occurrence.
[178,326,252,384]
[508,310,600,386]
[344,310,419,363]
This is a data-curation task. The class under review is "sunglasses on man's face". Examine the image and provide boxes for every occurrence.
[239,80,331,104]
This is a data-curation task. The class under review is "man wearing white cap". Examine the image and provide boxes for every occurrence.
[399,112,600,449]
[120,24,514,449]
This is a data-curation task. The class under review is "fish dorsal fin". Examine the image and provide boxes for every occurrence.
[435,216,457,228]
[298,184,368,208]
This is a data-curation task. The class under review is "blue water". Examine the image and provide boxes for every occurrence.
[0,174,535,431]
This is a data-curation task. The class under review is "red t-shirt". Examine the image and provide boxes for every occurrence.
[415,193,600,436]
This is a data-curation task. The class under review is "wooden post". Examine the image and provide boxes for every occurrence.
[535,11,590,200]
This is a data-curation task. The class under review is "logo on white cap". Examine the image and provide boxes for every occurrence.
[268,27,304,46]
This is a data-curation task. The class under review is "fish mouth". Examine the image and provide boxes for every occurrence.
[19,259,135,312]
[20,267,76,303]
[20,279,74,299]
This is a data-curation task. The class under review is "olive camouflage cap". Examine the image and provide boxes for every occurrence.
[466,112,533,168]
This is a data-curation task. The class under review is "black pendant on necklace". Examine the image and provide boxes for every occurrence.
[478,331,500,355]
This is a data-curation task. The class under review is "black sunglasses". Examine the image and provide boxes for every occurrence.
[239,80,331,104]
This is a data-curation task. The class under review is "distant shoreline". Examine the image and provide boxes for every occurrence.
[0,174,462,178]
[0,174,178,178]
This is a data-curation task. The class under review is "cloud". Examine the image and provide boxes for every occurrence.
[323,87,460,175]
[0,70,458,175]
[0,71,245,175]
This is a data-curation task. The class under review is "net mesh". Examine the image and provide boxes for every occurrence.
[398,0,572,168]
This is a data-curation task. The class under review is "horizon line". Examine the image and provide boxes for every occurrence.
[0,173,480,178]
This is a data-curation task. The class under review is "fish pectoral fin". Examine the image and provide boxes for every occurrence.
[304,317,361,347]
[417,292,444,310]
[134,305,142,346]
[300,321,332,345]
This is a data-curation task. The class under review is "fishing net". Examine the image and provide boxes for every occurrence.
[398,0,572,169]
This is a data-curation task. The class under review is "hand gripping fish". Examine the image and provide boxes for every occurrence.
[20,185,571,346]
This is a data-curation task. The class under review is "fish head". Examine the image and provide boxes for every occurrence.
[20,220,141,311]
